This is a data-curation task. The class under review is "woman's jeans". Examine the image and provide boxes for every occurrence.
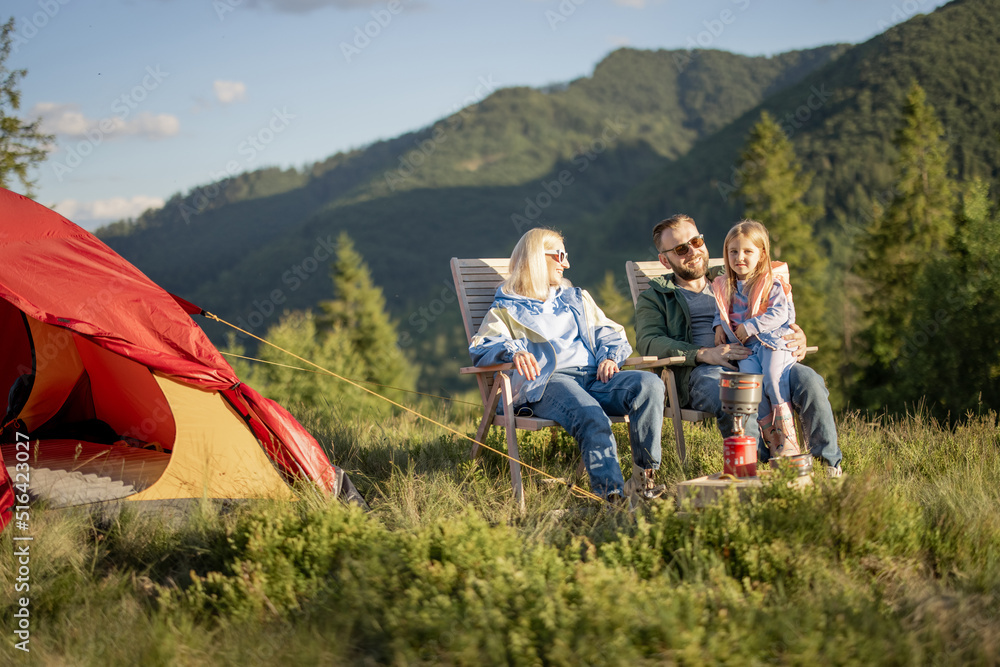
[520,367,665,498]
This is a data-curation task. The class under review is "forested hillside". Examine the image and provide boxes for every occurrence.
[596,0,1000,256]
[94,0,1000,408]
[593,0,1000,411]
[97,46,846,326]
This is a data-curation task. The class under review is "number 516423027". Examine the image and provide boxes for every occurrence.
[13,431,31,505]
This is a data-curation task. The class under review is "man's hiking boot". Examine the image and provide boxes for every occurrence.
[624,464,667,503]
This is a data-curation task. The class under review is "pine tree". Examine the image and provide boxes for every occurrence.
[734,111,836,386]
[246,310,364,411]
[226,235,416,416]
[222,308,388,419]
[319,232,414,394]
[893,179,1000,417]
[856,82,956,401]
[0,18,52,195]
[736,112,824,267]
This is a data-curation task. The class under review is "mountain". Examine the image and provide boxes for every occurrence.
[95,0,1000,396]
[97,45,847,332]
[575,0,1000,406]
[594,0,1000,266]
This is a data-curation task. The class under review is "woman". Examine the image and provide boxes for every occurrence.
[469,228,665,503]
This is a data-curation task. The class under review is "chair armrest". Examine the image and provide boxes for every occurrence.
[460,363,514,375]
[622,355,658,365]
[623,356,686,370]
[462,357,689,374]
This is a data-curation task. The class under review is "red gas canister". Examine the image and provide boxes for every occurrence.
[723,435,758,477]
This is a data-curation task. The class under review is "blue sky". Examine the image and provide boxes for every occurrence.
[8,0,950,229]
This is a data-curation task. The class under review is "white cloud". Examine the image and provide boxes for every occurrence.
[214,80,247,104]
[54,196,165,228]
[608,34,631,47]
[613,0,647,7]
[33,102,91,135]
[32,103,179,141]
[125,112,180,138]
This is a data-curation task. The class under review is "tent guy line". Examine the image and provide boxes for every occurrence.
[218,351,481,407]
[203,311,607,505]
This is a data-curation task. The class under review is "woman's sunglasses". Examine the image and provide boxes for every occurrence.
[660,234,705,256]
[545,250,569,263]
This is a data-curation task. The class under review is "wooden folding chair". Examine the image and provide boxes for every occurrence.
[452,257,677,510]
[625,259,724,466]
[626,259,817,465]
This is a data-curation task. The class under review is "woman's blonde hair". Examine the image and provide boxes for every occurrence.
[722,219,773,307]
[503,228,567,300]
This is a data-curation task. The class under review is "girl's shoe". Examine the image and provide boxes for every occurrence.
[767,403,801,458]
[758,417,780,457]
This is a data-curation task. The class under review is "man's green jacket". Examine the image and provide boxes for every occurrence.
[634,266,725,409]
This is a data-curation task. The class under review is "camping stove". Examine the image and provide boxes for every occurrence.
[719,372,763,477]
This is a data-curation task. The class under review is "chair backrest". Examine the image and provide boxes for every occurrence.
[451,258,510,345]
[451,258,510,406]
[625,258,725,306]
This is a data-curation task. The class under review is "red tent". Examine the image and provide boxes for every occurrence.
[0,188,342,529]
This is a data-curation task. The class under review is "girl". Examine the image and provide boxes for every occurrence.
[711,220,801,459]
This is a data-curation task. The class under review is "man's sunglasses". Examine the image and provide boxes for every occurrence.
[545,250,569,263]
[660,234,705,256]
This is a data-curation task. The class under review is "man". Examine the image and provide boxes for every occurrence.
[634,214,842,474]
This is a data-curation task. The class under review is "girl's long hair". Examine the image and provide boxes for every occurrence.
[722,219,773,311]
[503,228,567,300]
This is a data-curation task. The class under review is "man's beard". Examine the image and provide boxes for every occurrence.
[668,252,707,281]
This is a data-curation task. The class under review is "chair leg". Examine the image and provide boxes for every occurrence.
[496,372,525,512]
[470,380,503,459]
[662,368,687,466]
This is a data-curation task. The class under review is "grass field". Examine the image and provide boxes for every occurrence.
[2,400,999,665]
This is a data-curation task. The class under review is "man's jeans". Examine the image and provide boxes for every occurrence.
[688,363,841,467]
[522,367,665,498]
